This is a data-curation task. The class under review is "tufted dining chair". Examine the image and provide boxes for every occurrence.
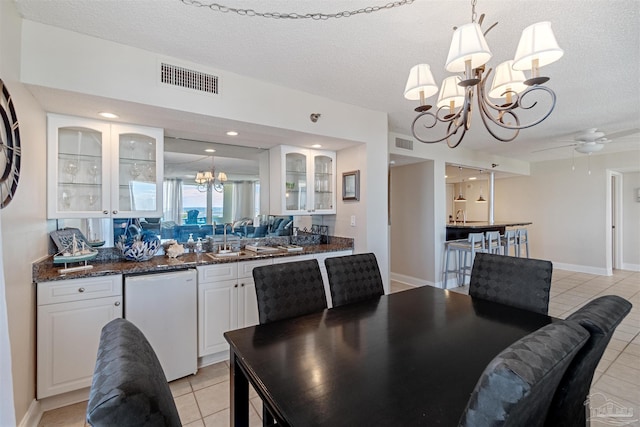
[252,259,328,425]
[324,253,384,308]
[252,259,327,325]
[86,318,181,427]
[458,321,589,427]
[469,252,553,315]
[545,295,632,427]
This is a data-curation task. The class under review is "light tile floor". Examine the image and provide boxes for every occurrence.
[39,269,640,427]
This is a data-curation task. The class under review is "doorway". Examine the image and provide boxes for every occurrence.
[608,171,623,271]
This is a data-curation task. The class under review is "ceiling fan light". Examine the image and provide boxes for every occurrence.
[575,143,604,154]
[404,64,439,101]
[512,21,564,71]
[437,76,466,109]
[489,60,528,99]
[445,22,492,73]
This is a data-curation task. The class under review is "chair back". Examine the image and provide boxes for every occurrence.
[545,295,632,427]
[459,321,589,427]
[324,253,384,308]
[185,209,199,224]
[468,232,486,251]
[252,259,327,324]
[485,231,502,254]
[86,318,180,427]
[469,252,552,315]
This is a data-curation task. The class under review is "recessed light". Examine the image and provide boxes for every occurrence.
[98,112,118,119]
[469,177,477,180]
[444,175,448,178]
[205,149,216,153]
[311,144,322,149]
[226,131,238,136]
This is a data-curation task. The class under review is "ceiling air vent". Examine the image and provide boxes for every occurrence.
[160,63,219,94]
[395,137,413,150]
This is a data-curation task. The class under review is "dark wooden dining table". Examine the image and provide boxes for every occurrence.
[224,285,554,426]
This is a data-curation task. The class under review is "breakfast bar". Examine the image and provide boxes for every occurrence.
[445,221,532,241]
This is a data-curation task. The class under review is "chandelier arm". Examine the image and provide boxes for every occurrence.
[411,109,465,144]
[477,68,557,131]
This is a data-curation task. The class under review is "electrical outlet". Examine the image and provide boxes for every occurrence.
[350,215,356,227]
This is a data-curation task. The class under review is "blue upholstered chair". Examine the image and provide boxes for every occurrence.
[185,209,199,224]
[459,321,589,427]
[86,318,180,427]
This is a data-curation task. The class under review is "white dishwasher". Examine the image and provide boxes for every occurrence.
[124,269,197,381]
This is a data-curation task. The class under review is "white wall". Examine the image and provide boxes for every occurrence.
[21,21,386,146]
[390,161,439,286]
[622,171,640,270]
[1,1,51,423]
[494,151,640,274]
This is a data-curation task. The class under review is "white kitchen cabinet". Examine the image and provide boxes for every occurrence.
[197,259,271,357]
[269,145,336,215]
[36,275,122,399]
[47,114,164,219]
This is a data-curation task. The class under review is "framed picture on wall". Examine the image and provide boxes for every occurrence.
[342,170,360,201]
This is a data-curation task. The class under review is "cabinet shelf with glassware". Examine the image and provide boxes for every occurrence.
[270,145,336,215]
[47,114,164,219]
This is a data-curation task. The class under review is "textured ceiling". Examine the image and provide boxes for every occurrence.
[14,0,640,162]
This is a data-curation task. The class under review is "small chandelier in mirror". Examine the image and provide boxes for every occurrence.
[195,157,227,193]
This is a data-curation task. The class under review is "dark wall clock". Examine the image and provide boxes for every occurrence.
[0,78,21,209]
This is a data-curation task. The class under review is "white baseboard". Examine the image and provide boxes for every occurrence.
[198,352,228,368]
[553,263,611,276]
[390,272,439,289]
[18,399,40,427]
[621,262,640,272]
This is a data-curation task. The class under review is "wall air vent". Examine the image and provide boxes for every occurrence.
[160,63,219,94]
[395,137,413,150]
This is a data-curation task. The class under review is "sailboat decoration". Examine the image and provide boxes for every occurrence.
[50,228,99,272]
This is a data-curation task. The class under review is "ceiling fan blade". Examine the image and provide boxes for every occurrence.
[532,143,577,153]
[606,128,640,140]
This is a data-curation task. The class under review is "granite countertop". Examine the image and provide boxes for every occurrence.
[33,239,354,283]
[445,221,532,229]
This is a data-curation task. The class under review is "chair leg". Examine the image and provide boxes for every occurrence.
[443,245,450,289]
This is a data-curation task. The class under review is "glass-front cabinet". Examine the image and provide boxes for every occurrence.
[270,145,336,215]
[47,114,163,219]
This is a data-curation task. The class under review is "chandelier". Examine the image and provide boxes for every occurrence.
[404,0,563,148]
[195,157,227,192]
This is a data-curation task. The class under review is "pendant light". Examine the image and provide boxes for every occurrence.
[454,167,466,202]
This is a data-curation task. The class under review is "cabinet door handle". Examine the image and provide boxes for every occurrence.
[103,210,109,215]
[114,301,121,306]
[240,283,245,287]
[112,210,118,215]
[234,284,238,288]
[78,287,85,293]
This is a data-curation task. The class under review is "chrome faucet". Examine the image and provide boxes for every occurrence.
[456,209,467,225]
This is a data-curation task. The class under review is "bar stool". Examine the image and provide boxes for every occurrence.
[502,230,517,257]
[485,231,502,255]
[443,233,486,288]
[516,228,529,258]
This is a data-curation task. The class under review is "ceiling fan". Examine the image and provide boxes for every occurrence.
[533,128,640,154]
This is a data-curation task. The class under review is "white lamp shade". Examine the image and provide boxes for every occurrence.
[489,60,528,99]
[404,64,439,101]
[445,22,492,73]
[217,172,228,182]
[437,76,465,109]
[513,21,563,70]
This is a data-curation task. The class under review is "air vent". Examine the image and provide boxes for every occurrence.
[160,63,219,94]
[395,137,413,150]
